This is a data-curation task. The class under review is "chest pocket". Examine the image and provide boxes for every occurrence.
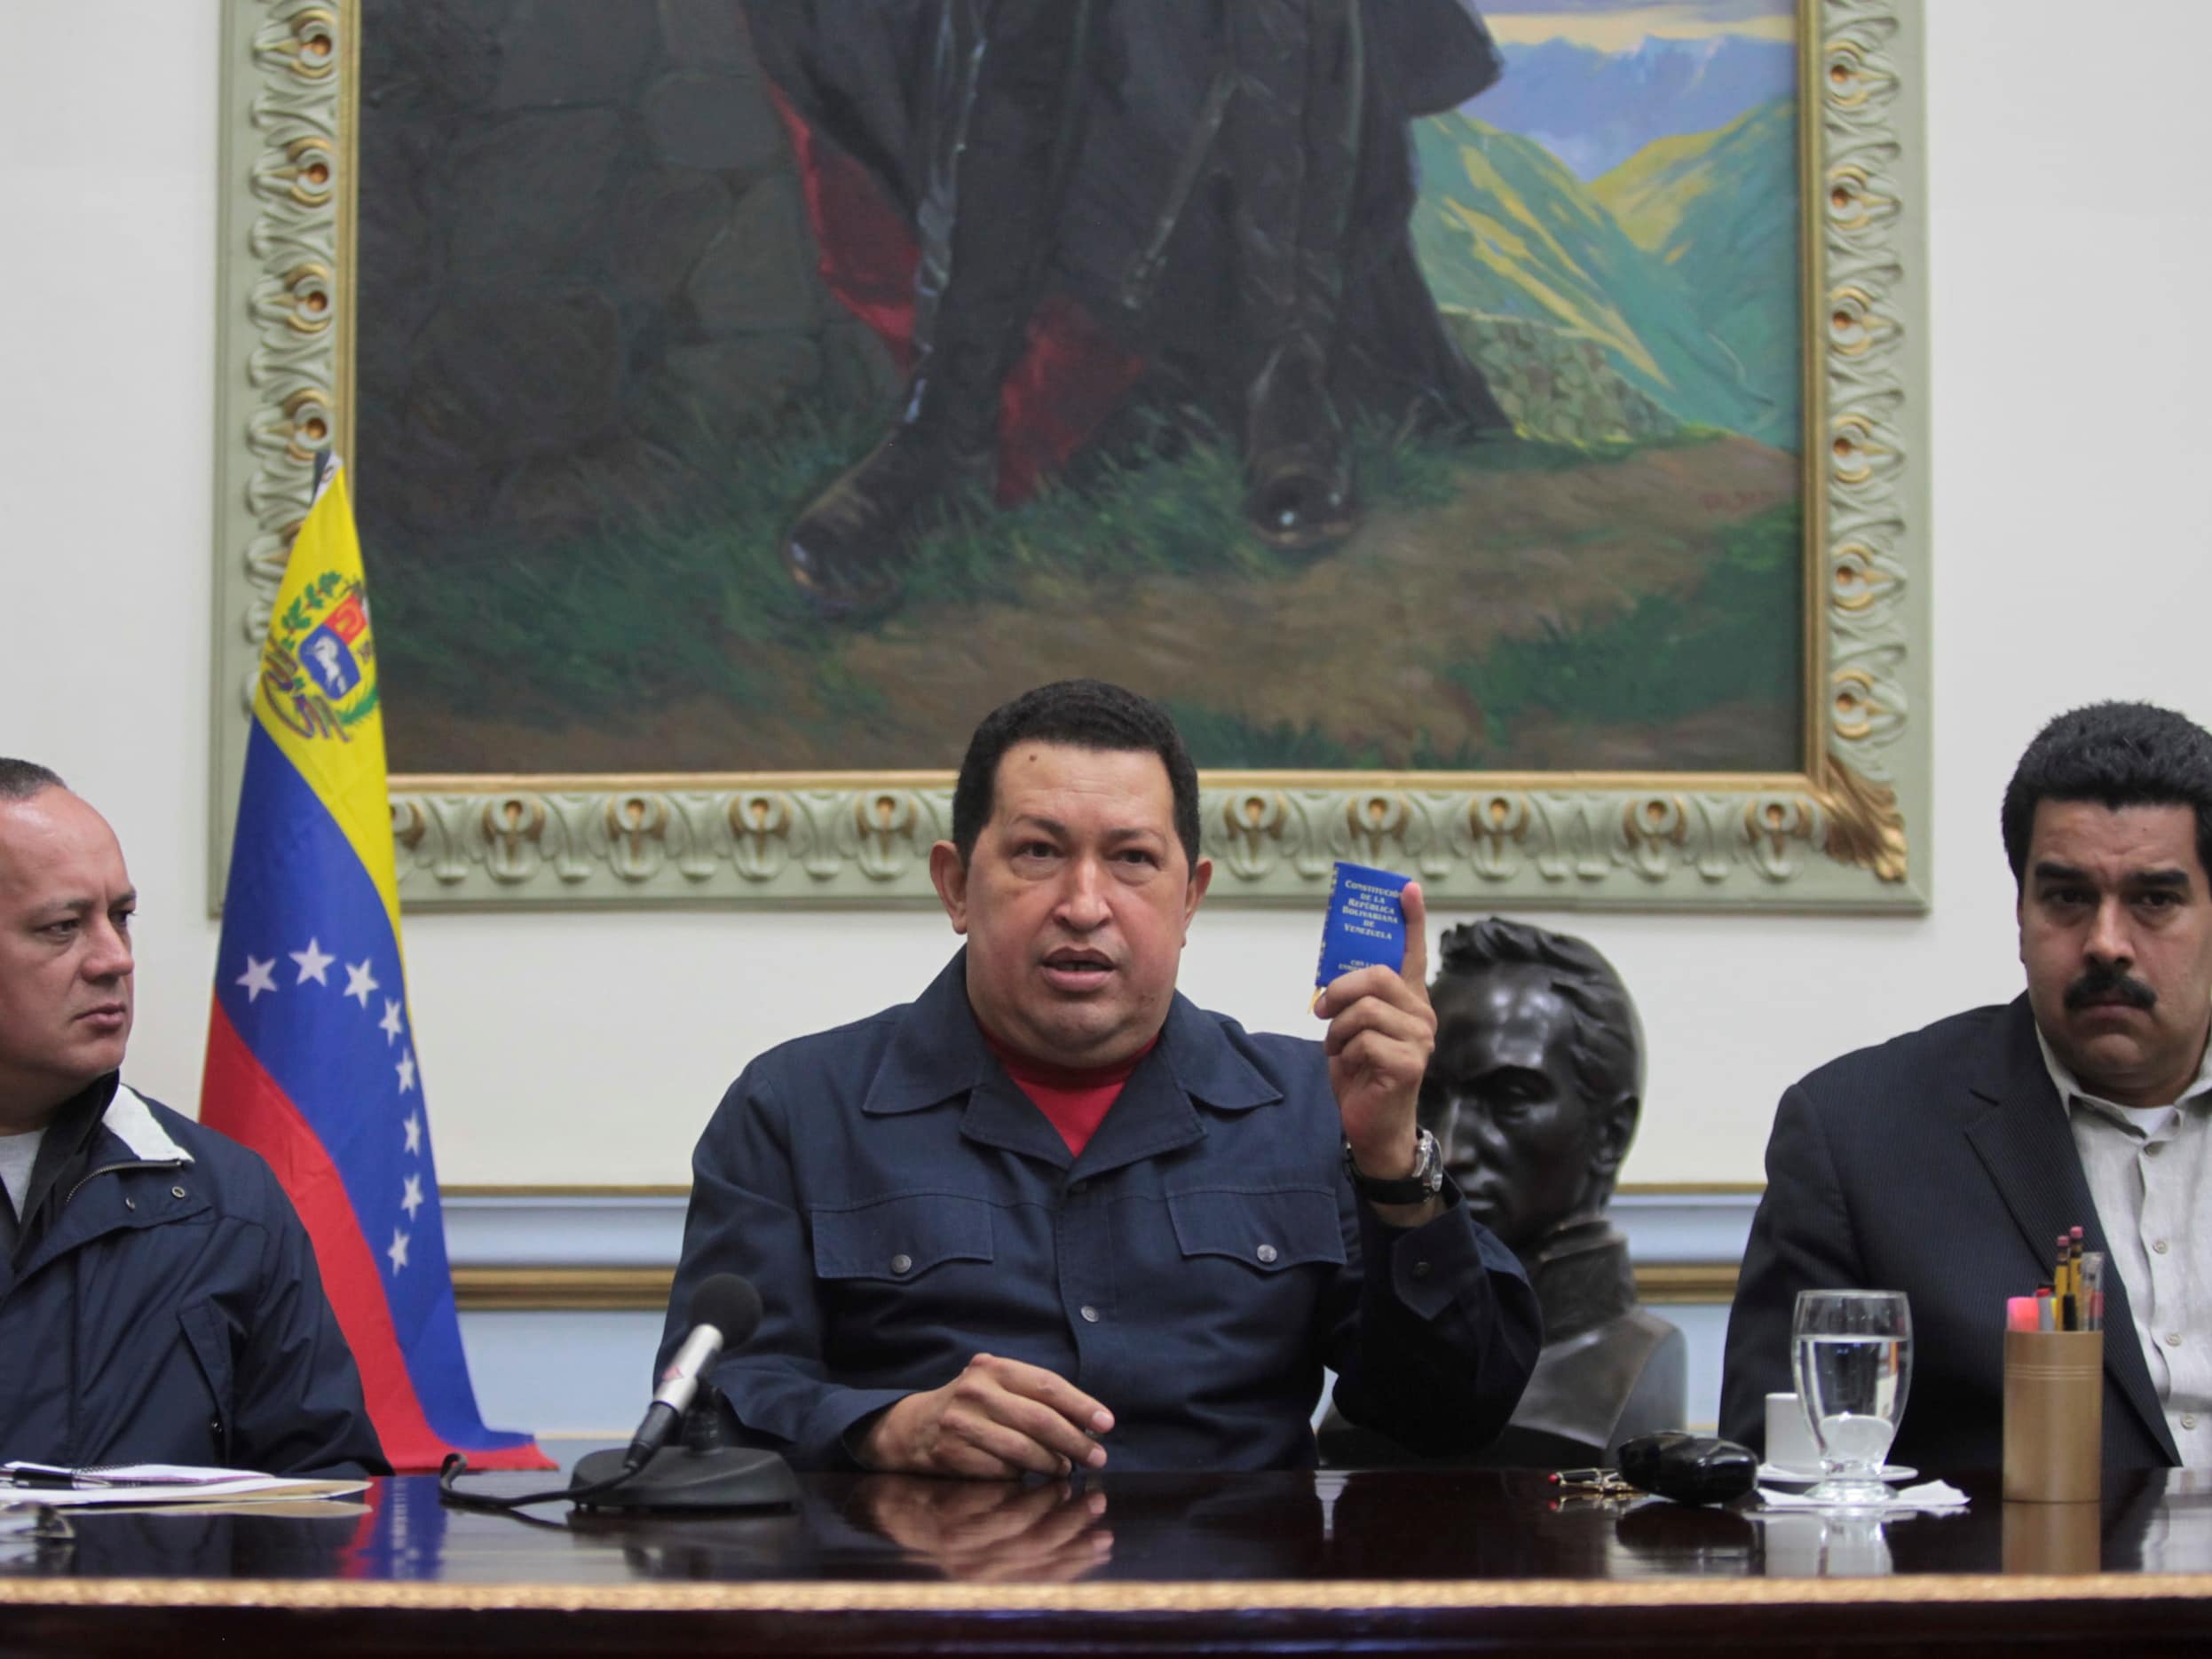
[811,1193,995,1284]
[1166,1187,1346,1273]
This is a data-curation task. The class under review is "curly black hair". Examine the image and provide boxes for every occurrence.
[2000,702,2212,887]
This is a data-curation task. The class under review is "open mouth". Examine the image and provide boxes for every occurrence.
[1040,949,1115,992]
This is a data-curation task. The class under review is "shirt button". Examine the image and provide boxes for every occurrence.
[2155,1239,2170,1254]
[2184,1415,2200,1431]
[2167,1331,2184,1347]
[1256,1244,1278,1265]
[2146,1142,2165,1157]
[171,1186,187,1198]
[889,1254,912,1276]
[1411,1260,1433,1281]
[1080,1305,1100,1323]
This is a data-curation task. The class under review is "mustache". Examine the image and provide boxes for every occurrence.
[2065,965,2157,1012]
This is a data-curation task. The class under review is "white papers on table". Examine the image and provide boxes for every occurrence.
[1757,1479,1970,1513]
[0,1462,367,1507]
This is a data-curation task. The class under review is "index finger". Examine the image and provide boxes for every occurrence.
[1400,881,1428,991]
[984,1355,1116,1434]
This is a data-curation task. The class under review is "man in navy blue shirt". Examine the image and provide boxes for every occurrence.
[0,759,383,1473]
[663,682,1538,1473]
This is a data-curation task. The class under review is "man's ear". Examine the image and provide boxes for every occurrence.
[1182,856,1213,937]
[928,841,970,934]
[1588,1092,1639,1181]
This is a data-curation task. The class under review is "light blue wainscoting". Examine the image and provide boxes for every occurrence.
[446,1189,1758,1450]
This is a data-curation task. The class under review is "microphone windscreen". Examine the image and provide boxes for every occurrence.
[689,1273,762,1347]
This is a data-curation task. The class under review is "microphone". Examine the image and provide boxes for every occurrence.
[622,1275,762,1472]
[568,1272,794,1510]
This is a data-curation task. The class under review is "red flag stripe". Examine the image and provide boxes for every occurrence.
[202,998,551,1471]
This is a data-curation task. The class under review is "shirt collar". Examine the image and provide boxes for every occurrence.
[862,949,1282,1118]
[2034,1022,2212,1132]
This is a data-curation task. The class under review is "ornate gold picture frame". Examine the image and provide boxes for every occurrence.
[210,0,1926,911]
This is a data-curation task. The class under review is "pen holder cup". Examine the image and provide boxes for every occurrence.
[2002,1498,2101,1575]
[2002,1328,2102,1503]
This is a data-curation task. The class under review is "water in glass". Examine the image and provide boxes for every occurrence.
[1789,1291,1912,1505]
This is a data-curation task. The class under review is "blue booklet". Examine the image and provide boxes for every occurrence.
[1315,861,1411,988]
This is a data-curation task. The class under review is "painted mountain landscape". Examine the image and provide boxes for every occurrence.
[1420,27,1801,448]
[358,0,1810,778]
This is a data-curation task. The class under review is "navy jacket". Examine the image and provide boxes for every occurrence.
[0,1075,388,1475]
[663,954,1540,1471]
[1721,998,2181,1473]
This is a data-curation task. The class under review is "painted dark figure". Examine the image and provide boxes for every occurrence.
[1321,917,1686,1467]
[741,0,1510,617]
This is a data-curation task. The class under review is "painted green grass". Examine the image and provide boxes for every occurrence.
[1442,498,1803,756]
[371,406,1503,730]
[367,403,1789,768]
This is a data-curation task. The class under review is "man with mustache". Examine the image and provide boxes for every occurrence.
[661,681,1538,1473]
[0,760,384,1473]
[1722,702,2212,1472]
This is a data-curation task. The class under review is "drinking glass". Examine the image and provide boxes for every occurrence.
[1789,1289,1913,1505]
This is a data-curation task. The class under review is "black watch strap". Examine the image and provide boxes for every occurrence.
[1343,1128,1444,1205]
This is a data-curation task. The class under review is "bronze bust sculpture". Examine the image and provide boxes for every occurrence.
[1321,918,1685,1467]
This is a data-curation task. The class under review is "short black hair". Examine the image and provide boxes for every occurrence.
[1435,917,1646,1114]
[951,680,1202,868]
[2001,702,2212,887]
[0,758,67,802]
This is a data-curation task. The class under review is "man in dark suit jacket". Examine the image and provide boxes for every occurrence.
[1723,702,2212,1473]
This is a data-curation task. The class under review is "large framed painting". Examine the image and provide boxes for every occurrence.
[211,0,1926,909]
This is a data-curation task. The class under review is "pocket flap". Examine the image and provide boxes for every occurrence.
[1167,1187,1346,1271]
[811,1193,995,1282]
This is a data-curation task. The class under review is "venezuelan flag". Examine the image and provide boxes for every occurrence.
[201,458,549,1471]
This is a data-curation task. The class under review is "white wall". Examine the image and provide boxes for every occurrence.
[6,0,2211,1191]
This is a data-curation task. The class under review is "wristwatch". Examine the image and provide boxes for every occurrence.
[1343,1127,1444,1205]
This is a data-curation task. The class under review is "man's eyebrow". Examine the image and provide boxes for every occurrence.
[2127,868,2192,891]
[2031,861,2089,884]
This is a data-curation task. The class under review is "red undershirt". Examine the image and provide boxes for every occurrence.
[980,1028,1160,1157]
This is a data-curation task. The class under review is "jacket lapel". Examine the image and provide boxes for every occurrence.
[1962,998,2178,1462]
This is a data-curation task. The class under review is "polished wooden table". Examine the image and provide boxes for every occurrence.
[4,1468,2211,1656]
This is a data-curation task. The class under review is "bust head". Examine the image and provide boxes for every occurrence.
[1418,919,1644,1252]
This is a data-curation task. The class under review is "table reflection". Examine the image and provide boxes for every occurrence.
[12,1467,2212,1590]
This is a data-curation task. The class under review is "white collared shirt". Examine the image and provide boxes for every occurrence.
[2037,1024,2212,1467]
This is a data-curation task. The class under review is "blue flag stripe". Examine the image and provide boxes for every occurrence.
[214,723,517,1448]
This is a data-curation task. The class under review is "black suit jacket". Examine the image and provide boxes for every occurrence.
[1720,997,2179,1473]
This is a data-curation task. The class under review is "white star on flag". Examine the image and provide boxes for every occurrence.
[403,1111,423,1156]
[396,1047,416,1094]
[379,998,405,1046]
[235,956,278,1003]
[387,1228,410,1273]
[344,959,379,1008]
[290,938,336,985]
[400,1173,424,1221]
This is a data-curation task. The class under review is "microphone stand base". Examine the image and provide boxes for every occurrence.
[570,1445,801,1511]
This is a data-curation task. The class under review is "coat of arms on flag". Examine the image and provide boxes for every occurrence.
[201,455,550,1472]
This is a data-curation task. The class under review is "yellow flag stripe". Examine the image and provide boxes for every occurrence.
[250,465,406,950]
